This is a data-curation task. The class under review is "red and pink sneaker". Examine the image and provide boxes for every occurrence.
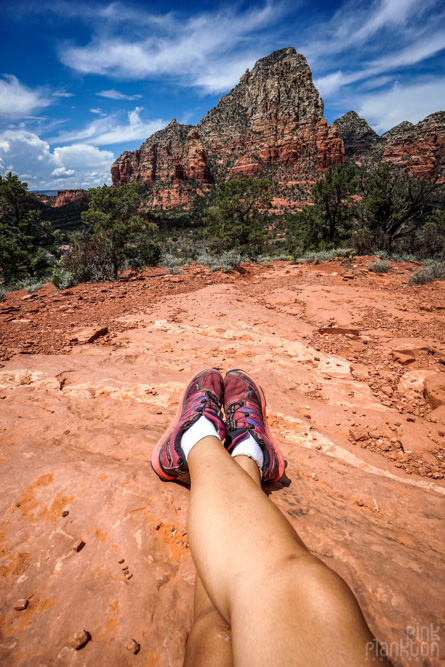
[151,369,225,481]
[224,369,285,483]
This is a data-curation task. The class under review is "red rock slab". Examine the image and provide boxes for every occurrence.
[428,406,445,424]
[319,327,360,336]
[389,338,433,357]
[424,373,445,410]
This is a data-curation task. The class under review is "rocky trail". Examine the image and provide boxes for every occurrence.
[0,258,444,666]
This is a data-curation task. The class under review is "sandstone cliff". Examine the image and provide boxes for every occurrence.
[111,48,345,208]
[54,189,89,208]
[334,110,445,178]
[333,111,383,158]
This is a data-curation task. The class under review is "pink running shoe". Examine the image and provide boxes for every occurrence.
[224,369,285,483]
[151,369,225,481]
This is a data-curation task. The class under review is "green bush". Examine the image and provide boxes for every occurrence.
[408,261,445,285]
[370,260,390,273]
[161,253,184,274]
[204,177,271,258]
[195,250,243,272]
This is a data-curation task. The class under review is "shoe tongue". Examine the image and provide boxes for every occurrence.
[205,373,223,401]
[228,427,250,448]
[226,375,247,404]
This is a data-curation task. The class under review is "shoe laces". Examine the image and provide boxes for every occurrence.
[226,400,266,440]
[182,390,221,426]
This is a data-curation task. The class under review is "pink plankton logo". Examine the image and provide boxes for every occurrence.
[366,624,441,661]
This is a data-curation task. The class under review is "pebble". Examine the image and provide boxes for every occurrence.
[118,558,125,564]
[68,630,90,650]
[356,499,364,507]
[14,599,28,611]
[126,639,140,654]
[62,510,69,517]
[72,539,85,552]
[311,474,319,481]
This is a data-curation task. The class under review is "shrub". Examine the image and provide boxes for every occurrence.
[161,253,184,274]
[15,277,49,293]
[370,260,390,273]
[52,263,75,289]
[408,261,445,285]
[204,177,271,257]
[195,250,243,272]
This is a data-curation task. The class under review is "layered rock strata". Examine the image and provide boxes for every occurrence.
[111,48,345,207]
[54,189,89,208]
[334,111,445,178]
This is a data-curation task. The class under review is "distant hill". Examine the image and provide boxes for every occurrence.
[31,190,58,196]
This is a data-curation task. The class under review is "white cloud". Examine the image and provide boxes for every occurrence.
[97,89,142,101]
[0,75,51,117]
[0,129,114,189]
[89,107,105,115]
[50,106,165,146]
[59,1,285,93]
[52,91,74,98]
[51,166,75,177]
[356,79,445,132]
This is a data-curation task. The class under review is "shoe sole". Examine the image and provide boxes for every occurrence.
[226,369,285,483]
[150,369,220,482]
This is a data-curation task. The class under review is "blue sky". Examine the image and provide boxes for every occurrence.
[0,0,444,191]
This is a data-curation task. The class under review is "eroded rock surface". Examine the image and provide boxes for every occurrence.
[0,258,444,665]
[111,48,345,208]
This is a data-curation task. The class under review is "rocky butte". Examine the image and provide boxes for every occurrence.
[111,47,345,208]
[334,110,445,178]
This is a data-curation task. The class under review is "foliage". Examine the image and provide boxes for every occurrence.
[416,209,445,259]
[286,164,358,255]
[293,248,355,264]
[58,183,161,284]
[408,261,445,285]
[195,249,244,272]
[81,183,160,278]
[203,177,272,258]
[0,172,59,284]
[355,165,442,252]
[370,260,390,273]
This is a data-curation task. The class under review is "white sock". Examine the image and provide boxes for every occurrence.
[181,415,219,461]
[231,433,264,469]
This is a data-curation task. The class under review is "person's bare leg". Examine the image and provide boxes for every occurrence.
[187,437,391,667]
[183,457,260,667]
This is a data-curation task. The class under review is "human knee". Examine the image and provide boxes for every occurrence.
[281,554,361,624]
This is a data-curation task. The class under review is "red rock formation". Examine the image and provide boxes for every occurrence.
[334,110,445,178]
[54,189,89,208]
[382,112,445,178]
[111,48,345,208]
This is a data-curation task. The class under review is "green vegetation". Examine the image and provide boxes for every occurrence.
[1,168,443,297]
[59,182,160,283]
[0,172,59,285]
[203,177,272,258]
[370,260,390,273]
[408,261,445,285]
[286,163,444,263]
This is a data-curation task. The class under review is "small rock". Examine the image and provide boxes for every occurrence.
[73,539,85,552]
[311,474,319,481]
[62,510,69,517]
[118,558,125,564]
[68,630,90,650]
[391,352,416,366]
[356,499,364,507]
[126,639,140,654]
[14,599,28,611]
[349,428,368,442]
